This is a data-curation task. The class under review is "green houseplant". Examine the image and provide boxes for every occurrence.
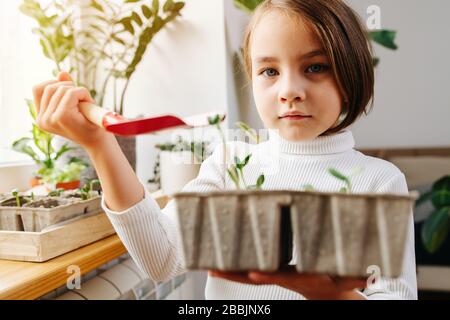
[20,0,185,173]
[20,0,185,113]
[415,176,450,254]
[11,99,87,190]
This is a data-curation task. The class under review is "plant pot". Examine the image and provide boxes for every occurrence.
[115,135,136,172]
[20,196,102,232]
[0,194,102,232]
[174,191,292,271]
[0,196,31,231]
[56,180,80,190]
[29,176,42,188]
[173,190,417,277]
[160,151,201,196]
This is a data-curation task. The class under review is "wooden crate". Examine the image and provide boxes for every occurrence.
[0,212,116,262]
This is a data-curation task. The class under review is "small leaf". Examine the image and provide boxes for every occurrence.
[141,4,152,18]
[163,0,174,12]
[233,0,262,14]
[303,184,315,192]
[242,154,251,167]
[369,30,398,50]
[90,0,104,12]
[131,11,143,26]
[208,114,221,125]
[256,174,265,188]
[339,187,348,193]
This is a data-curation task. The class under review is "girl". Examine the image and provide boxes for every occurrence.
[32,0,417,300]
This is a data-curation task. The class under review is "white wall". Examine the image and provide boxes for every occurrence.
[0,0,54,150]
[224,0,450,149]
[346,0,450,148]
[101,0,229,183]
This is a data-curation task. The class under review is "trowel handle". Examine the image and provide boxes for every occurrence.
[79,102,127,128]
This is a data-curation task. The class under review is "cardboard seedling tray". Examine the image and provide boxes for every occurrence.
[0,196,102,232]
[174,190,417,278]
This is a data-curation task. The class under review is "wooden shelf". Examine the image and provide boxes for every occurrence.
[0,190,171,300]
[0,234,126,300]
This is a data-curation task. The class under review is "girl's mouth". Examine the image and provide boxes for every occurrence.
[280,115,312,120]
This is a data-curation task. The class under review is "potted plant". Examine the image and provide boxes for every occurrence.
[20,0,186,173]
[149,135,211,195]
[11,100,87,190]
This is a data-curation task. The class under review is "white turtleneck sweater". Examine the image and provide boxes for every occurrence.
[102,129,417,300]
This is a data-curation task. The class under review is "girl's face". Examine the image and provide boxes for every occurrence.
[251,10,343,141]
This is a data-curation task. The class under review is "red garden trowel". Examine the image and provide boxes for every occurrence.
[79,102,226,136]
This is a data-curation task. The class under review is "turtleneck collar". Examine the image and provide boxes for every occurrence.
[267,129,355,155]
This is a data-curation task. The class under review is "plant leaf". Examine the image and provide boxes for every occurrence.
[233,0,263,14]
[11,138,40,162]
[141,4,153,19]
[422,207,450,254]
[256,174,265,188]
[242,154,251,167]
[368,30,398,50]
[431,176,450,207]
[131,11,143,26]
[26,99,37,120]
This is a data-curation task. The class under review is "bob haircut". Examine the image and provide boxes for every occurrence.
[242,0,375,135]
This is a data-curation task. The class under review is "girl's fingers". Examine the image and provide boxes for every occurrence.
[32,80,58,114]
[53,86,95,126]
[45,85,74,121]
[57,71,73,82]
[40,81,74,116]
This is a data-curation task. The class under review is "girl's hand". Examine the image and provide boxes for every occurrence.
[32,71,112,150]
[209,267,367,300]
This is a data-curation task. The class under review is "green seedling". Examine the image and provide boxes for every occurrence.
[79,179,102,200]
[48,188,65,197]
[209,116,265,190]
[236,121,260,144]
[11,189,21,207]
[303,166,364,193]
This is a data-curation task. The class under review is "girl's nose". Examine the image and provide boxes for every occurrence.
[278,77,306,105]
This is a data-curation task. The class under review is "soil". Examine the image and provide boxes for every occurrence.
[0,197,31,207]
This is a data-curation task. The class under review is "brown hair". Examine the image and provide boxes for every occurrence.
[242,0,375,135]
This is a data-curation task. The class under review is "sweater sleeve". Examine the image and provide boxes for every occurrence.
[361,173,418,300]
[102,144,226,282]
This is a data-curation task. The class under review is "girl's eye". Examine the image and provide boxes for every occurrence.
[262,68,279,77]
[306,64,330,74]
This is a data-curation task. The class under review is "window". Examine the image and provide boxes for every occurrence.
[0,0,54,164]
